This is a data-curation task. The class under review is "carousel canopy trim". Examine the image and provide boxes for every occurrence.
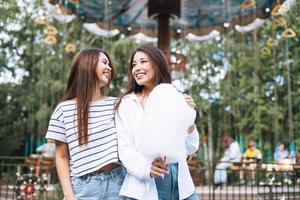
[186,30,220,42]
[83,23,120,37]
[130,32,157,43]
[234,18,265,33]
[48,0,283,36]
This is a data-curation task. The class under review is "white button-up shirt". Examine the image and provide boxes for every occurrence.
[115,93,199,200]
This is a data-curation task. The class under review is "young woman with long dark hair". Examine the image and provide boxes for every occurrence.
[115,44,199,200]
[46,48,126,200]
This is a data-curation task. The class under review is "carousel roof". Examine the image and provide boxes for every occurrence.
[49,0,284,36]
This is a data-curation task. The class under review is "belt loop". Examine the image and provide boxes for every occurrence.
[86,173,91,183]
[110,170,114,181]
[100,173,105,182]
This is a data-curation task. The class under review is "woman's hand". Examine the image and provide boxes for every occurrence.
[183,94,197,134]
[150,157,169,178]
[183,94,196,109]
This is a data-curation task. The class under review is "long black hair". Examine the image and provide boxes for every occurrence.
[115,44,171,111]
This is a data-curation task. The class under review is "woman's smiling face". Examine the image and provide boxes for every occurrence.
[131,51,156,90]
[96,52,112,87]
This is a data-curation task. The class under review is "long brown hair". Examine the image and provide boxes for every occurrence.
[115,44,171,111]
[61,48,115,145]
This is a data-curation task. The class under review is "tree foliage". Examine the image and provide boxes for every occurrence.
[0,0,299,159]
[184,1,300,160]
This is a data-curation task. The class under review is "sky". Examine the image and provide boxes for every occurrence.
[0,0,42,84]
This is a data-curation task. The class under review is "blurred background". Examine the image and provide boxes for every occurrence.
[0,0,300,199]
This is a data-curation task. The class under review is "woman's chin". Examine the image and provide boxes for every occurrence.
[99,80,109,87]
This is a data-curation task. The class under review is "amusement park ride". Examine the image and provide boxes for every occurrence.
[12,155,54,199]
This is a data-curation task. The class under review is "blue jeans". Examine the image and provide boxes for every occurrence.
[214,162,232,184]
[155,163,199,200]
[71,166,126,200]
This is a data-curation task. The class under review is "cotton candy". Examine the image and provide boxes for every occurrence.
[136,84,196,162]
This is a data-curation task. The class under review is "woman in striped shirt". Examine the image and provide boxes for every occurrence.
[46,48,126,200]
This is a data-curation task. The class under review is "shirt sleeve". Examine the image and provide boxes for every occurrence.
[256,149,262,159]
[243,150,248,158]
[185,127,199,155]
[45,105,67,143]
[229,142,241,161]
[115,99,152,179]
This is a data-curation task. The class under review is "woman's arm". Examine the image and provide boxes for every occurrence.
[183,94,200,155]
[183,94,196,109]
[55,141,77,200]
[185,125,200,155]
[116,117,153,179]
[116,100,153,179]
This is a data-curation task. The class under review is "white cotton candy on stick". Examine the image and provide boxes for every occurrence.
[137,84,196,162]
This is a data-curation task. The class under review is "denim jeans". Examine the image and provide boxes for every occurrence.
[155,163,199,200]
[214,162,232,184]
[71,166,126,200]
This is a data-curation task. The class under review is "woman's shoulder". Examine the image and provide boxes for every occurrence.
[106,96,117,102]
[53,100,75,112]
[48,100,75,120]
[114,93,138,112]
[58,100,76,110]
[120,93,137,104]
[99,96,117,106]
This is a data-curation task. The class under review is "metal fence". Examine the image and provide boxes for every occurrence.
[0,156,61,200]
[1,156,300,200]
[191,160,300,200]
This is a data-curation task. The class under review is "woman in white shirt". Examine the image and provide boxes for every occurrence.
[115,44,199,200]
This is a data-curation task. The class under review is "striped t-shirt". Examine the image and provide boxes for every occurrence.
[45,97,119,177]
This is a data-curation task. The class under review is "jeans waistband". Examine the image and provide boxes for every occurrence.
[96,163,121,173]
[92,165,124,176]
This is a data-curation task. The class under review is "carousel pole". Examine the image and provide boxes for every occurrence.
[158,15,170,60]
[148,0,180,62]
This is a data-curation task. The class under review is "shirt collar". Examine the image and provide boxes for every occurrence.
[126,92,138,101]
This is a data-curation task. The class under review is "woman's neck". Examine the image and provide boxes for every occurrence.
[140,85,154,96]
[136,86,154,107]
[92,89,104,101]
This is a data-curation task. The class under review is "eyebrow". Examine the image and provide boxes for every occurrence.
[133,57,148,62]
